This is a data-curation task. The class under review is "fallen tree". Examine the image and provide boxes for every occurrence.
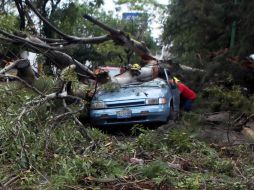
[0,0,161,83]
[0,0,168,145]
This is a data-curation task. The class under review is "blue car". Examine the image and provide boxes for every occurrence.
[90,78,172,127]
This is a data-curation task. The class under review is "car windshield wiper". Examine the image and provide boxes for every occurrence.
[121,84,161,88]
[139,85,161,87]
[121,82,143,87]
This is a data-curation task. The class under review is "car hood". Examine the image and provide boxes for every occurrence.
[94,85,167,102]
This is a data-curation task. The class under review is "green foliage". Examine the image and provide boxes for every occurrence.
[176,174,202,189]
[51,2,105,37]
[94,41,127,66]
[34,76,60,93]
[202,85,254,112]
[165,129,194,153]
[60,65,78,82]
[136,128,160,150]
[141,160,169,179]
[0,14,18,31]
[100,82,120,92]
[163,0,254,66]
[0,14,19,56]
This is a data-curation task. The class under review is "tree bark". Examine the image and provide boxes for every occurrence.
[14,0,26,30]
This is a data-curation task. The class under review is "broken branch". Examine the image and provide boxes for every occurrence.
[83,14,156,60]
[25,0,110,44]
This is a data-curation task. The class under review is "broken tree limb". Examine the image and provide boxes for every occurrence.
[25,0,76,41]
[83,14,156,61]
[0,32,95,78]
[0,74,42,95]
[38,35,110,45]
[62,98,92,140]
[205,112,230,124]
[0,30,62,51]
[83,14,121,35]
[46,50,95,77]
[37,37,66,43]
[0,5,162,87]
[25,0,110,44]
[0,60,20,74]
[61,83,92,141]
[0,36,16,43]
[0,59,37,85]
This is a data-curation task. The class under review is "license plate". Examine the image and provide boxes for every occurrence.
[117,110,132,118]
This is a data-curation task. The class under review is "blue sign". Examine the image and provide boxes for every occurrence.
[122,12,142,21]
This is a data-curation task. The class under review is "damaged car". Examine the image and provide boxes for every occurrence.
[90,77,172,127]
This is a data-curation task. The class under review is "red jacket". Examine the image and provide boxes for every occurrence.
[177,83,196,100]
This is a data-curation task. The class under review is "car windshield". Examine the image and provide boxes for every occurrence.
[121,79,166,88]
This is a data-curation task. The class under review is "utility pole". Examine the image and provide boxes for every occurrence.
[230,0,239,48]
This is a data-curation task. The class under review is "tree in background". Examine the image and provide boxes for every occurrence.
[163,0,233,66]
[163,0,254,65]
[0,5,19,62]
[163,0,254,90]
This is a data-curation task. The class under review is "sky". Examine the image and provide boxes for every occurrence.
[102,0,169,39]
[103,0,169,11]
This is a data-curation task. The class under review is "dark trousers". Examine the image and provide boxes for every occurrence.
[180,97,194,111]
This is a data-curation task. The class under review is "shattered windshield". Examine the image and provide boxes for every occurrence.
[121,79,167,88]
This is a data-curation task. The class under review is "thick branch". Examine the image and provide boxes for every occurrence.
[62,99,92,140]
[37,37,66,43]
[25,0,110,44]
[83,14,156,60]
[0,36,16,43]
[83,14,121,35]
[38,34,110,45]
[0,74,44,96]
[25,0,72,40]
[46,50,95,77]
[62,83,92,141]
[14,0,26,30]
[25,91,84,106]
[0,60,19,74]
[0,30,62,50]
[0,35,95,77]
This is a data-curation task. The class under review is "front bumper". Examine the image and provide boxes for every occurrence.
[90,104,170,126]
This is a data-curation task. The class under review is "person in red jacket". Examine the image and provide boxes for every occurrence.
[172,77,197,111]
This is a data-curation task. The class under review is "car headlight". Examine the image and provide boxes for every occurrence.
[145,98,167,105]
[146,98,159,105]
[159,97,167,104]
[91,101,107,109]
